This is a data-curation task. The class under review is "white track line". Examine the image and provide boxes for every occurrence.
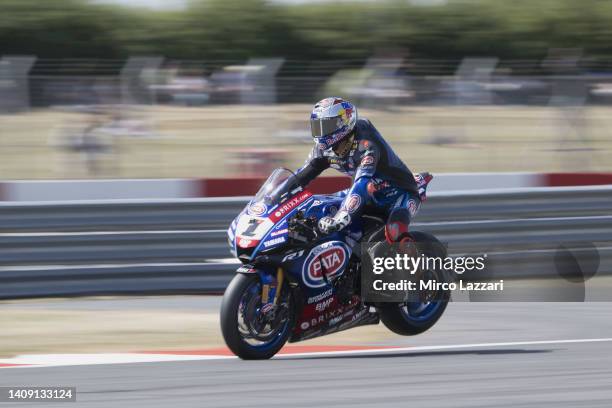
[2,214,610,238]
[2,338,611,368]
[415,214,612,227]
[0,353,233,367]
[273,338,612,359]
[205,258,242,264]
[0,262,226,272]
[0,230,225,237]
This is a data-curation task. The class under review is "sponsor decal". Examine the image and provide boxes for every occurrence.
[263,236,286,248]
[310,315,327,327]
[342,102,353,115]
[319,98,335,108]
[300,322,310,330]
[299,299,360,331]
[237,238,259,248]
[344,194,362,214]
[351,308,367,322]
[328,158,346,170]
[315,297,334,312]
[360,155,375,166]
[240,218,265,238]
[407,199,419,216]
[306,306,345,329]
[307,288,333,304]
[248,202,267,217]
[271,228,288,237]
[366,179,390,196]
[337,308,369,331]
[269,191,312,223]
[329,315,343,326]
[261,303,274,314]
[328,305,357,327]
[302,242,350,288]
[281,249,305,262]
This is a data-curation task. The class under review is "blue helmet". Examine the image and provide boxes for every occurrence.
[310,97,358,150]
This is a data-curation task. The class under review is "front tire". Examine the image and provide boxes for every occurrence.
[220,273,294,360]
[377,231,450,336]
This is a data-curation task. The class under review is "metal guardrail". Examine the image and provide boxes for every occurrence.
[1,186,611,299]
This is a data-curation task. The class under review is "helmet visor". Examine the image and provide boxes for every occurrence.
[310,116,343,138]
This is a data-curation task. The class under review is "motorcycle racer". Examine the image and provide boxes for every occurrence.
[293,97,430,243]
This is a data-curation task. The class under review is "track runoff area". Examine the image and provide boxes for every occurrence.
[1,301,611,368]
[2,303,612,407]
[0,338,611,368]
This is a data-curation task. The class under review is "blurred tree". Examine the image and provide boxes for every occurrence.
[0,0,123,58]
[2,0,612,68]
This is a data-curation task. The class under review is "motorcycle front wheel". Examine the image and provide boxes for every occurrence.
[220,273,294,360]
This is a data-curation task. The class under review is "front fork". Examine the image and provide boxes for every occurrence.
[260,267,285,317]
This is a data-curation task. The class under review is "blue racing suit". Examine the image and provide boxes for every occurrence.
[294,118,421,240]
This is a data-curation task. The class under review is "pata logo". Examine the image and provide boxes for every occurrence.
[302,242,350,288]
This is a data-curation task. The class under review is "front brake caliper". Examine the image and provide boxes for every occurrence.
[260,267,284,320]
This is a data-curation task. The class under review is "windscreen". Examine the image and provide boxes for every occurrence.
[253,168,297,206]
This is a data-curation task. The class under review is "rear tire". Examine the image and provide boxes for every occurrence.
[377,231,450,336]
[220,273,294,360]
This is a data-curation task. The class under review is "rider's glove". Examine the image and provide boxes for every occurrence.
[318,216,337,234]
[414,172,432,202]
[318,210,351,235]
[418,186,427,202]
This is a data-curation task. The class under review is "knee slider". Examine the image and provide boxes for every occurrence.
[385,207,412,243]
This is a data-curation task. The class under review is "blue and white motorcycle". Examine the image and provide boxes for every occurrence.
[221,168,449,359]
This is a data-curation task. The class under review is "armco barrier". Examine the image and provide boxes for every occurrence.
[3,172,612,201]
[0,185,611,299]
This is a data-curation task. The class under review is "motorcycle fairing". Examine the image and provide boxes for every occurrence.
[229,169,380,343]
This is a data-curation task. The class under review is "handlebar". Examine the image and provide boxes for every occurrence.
[288,210,320,243]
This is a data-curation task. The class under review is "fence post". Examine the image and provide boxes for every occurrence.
[240,58,284,105]
[120,56,164,105]
[0,55,36,113]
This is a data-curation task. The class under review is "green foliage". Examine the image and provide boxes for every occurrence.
[1,0,612,62]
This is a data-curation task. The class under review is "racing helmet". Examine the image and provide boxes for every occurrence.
[310,97,358,149]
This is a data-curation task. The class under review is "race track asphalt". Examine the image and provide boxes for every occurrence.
[2,302,612,408]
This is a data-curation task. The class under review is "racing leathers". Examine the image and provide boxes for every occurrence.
[294,118,422,241]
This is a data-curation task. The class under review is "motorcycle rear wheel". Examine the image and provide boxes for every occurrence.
[377,231,450,336]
